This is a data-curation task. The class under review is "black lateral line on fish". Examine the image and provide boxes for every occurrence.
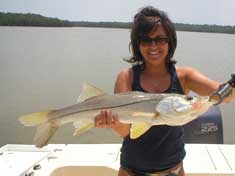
[54,98,162,119]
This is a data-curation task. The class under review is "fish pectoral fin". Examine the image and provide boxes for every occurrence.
[130,122,151,139]
[77,82,106,102]
[73,121,94,136]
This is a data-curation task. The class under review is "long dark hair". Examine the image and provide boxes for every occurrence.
[126,6,177,70]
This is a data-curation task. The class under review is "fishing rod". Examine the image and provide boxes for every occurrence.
[210,74,235,105]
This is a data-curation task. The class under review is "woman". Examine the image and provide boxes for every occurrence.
[95,6,234,176]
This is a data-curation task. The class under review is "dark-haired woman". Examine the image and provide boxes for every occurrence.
[95,6,235,176]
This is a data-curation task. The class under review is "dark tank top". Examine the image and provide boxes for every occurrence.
[120,65,186,173]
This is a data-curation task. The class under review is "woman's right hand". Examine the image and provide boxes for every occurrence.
[95,109,119,128]
[94,109,131,138]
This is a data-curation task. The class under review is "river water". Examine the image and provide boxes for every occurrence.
[0,27,234,146]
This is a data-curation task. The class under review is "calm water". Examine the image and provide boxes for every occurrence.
[0,27,235,147]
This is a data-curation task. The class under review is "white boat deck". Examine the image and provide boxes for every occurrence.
[0,144,235,176]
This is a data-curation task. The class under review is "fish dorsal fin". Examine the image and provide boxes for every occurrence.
[77,82,105,102]
[130,122,151,139]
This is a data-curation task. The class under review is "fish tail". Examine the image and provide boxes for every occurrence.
[18,110,58,148]
[18,111,52,126]
[33,122,59,148]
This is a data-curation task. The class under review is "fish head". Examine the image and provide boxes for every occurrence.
[156,95,213,125]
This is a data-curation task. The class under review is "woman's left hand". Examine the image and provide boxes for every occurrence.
[223,88,235,103]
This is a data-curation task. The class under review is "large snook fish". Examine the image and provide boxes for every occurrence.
[19,83,215,148]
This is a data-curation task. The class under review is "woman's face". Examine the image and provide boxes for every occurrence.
[139,24,169,67]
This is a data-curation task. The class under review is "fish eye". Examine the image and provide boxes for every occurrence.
[185,96,193,101]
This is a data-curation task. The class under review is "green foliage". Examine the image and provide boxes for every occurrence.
[1,12,235,34]
[73,22,235,34]
[71,21,131,29]
[174,23,235,34]
[0,12,72,27]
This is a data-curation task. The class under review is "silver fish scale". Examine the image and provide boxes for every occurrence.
[51,91,165,118]
[80,91,164,110]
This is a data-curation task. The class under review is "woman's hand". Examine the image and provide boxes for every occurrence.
[95,109,120,128]
[94,109,131,138]
[223,88,235,103]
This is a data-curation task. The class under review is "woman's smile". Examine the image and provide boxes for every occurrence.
[147,50,162,57]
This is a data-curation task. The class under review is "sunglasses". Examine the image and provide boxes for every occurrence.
[140,36,169,45]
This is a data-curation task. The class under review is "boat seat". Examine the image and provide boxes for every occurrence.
[183,105,223,144]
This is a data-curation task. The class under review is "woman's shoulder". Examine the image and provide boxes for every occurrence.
[117,68,133,80]
[175,65,193,71]
[175,66,199,77]
[175,66,199,94]
[114,68,133,93]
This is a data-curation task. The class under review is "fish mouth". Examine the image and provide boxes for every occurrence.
[192,96,211,109]
[200,96,211,103]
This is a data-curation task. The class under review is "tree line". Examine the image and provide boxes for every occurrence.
[1,12,235,34]
[74,21,235,34]
[0,12,72,27]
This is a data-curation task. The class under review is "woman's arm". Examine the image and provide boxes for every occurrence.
[178,66,234,103]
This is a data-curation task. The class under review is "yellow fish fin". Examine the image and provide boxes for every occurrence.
[130,122,151,139]
[73,121,94,136]
[19,110,53,126]
[77,82,106,102]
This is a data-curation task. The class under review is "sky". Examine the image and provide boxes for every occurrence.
[0,0,235,26]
